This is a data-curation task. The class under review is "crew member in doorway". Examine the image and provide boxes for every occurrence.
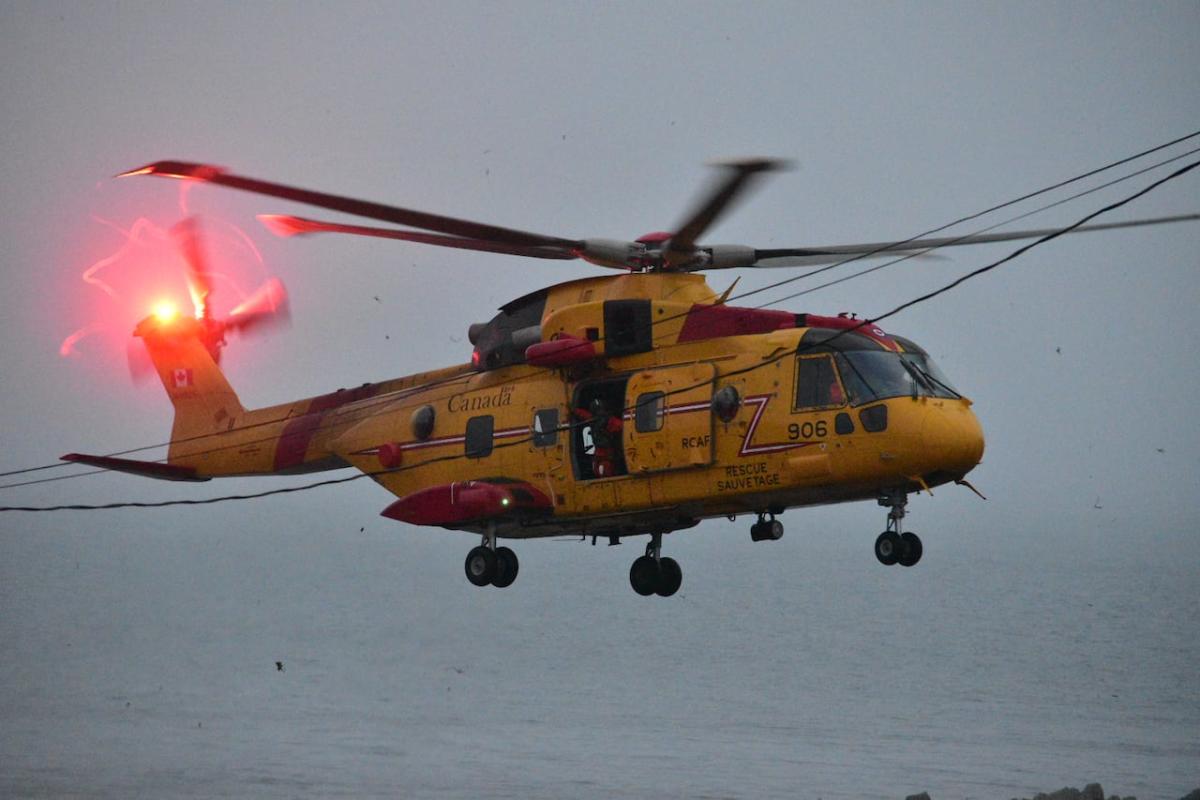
[574,397,624,478]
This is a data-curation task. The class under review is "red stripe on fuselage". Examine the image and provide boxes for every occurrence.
[677,304,797,343]
[273,384,380,471]
[739,394,813,456]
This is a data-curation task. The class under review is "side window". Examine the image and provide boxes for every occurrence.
[465,415,494,458]
[794,354,845,410]
[635,392,666,432]
[532,408,558,447]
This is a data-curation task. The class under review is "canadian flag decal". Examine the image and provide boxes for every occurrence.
[172,368,194,388]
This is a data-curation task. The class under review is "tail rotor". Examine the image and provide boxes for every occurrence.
[132,215,290,380]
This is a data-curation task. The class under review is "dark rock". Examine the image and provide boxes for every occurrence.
[1013,788,1146,800]
[904,794,931,800]
[1033,788,1094,800]
[1178,790,1200,800]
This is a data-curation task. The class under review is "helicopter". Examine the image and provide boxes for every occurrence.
[62,158,1198,596]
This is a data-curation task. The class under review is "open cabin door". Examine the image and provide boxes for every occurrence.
[624,362,716,474]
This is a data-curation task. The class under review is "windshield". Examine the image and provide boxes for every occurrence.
[835,351,961,404]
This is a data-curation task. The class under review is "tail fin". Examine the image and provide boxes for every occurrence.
[134,315,245,462]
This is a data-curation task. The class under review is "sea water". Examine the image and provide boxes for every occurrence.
[2,499,1196,799]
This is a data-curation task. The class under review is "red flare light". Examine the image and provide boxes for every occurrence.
[60,207,273,369]
[152,300,179,323]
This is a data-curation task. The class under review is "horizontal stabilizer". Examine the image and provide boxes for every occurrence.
[61,453,210,482]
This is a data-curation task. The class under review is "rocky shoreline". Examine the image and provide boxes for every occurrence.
[902,785,1200,800]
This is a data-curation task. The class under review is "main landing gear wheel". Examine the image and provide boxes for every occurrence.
[492,546,520,587]
[656,557,682,597]
[629,555,659,596]
[898,532,923,567]
[464,525,520,589]
[464,545,497,586]
[629,533,683,597]
[874,531,901,565]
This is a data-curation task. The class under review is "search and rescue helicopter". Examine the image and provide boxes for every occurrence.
[63,159,1198,596]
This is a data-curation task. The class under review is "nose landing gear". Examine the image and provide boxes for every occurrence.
[875,491,922,567]
[629,533,682,597]
[464,524,520,588]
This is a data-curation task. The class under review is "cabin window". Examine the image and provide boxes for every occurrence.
[464,415,494,458]
[859,405,888,433]
[532,408,559,447]
[794,354,846,410]
[411,404,435,440]
[635,392,666,432]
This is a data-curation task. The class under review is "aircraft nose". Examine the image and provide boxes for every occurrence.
[920,400,985,477]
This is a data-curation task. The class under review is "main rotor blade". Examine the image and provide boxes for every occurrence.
[121,160,584,250]
[750,213,1200,268]
[170,216,212,318]
[664,158,790,268]
[257,215,579,260]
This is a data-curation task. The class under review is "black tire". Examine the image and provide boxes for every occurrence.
[655,557,683,597]
[874,531,901,566]
[492,546,519,587]
[898,532,923,567]
[629,555,660,596]
[464,546,497,586]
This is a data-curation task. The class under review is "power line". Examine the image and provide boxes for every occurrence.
[5,157,1194,513]
[725,131,1200,308]
[4,130,1198,486]
[755,145,1200,310]
[3,133,1197,490]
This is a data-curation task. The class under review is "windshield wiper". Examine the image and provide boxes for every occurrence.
[900,359,936,398]
[906,359,961,399]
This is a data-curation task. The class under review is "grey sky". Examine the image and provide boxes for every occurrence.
[2,1,1198,537]
[3,5,1200,797]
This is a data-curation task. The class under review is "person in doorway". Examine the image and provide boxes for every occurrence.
[574,397,624,478]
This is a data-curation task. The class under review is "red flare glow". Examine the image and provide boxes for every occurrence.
[59,323,106,357]
[60,206,274,370]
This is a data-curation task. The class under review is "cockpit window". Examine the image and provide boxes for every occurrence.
[835,351,960,404]
[794,354,846,410]
[798,327,961,404]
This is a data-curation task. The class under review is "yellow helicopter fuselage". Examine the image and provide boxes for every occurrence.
[128,271,984,543]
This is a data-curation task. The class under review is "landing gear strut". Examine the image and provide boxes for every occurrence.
[464,524,520,588]
[629,533,682,597]
[875,490,922,567]
[750,511,784,542]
